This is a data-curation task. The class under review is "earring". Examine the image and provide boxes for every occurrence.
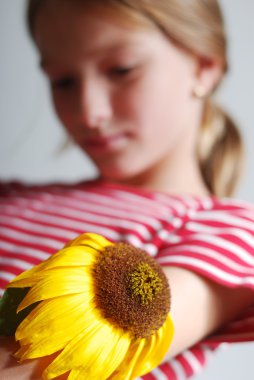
[193,85,208,99]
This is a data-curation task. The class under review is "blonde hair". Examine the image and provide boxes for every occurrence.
[27,0,244,197]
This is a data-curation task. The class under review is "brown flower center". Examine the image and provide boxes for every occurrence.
[92,243,170,339]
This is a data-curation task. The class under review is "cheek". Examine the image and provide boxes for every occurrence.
[50,94,81,142]
[51,93,75,128]
[114,75,185,136]
[114,68,197,160]
[135,65,195,135]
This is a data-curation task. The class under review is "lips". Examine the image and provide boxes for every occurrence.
[83,132,130,153]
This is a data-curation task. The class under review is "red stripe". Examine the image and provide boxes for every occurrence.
[141,372,158,380]
[176,355,195,377]
[0,278,9,291]
[155,362,178,380]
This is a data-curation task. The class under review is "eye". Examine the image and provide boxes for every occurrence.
[109,66,134,78]
[50,77,75,90]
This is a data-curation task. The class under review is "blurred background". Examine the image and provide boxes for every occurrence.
[0,0,254,378]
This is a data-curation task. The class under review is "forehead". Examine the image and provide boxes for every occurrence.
[34,3,160,67]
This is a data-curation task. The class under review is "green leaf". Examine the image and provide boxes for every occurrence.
[0,288,38,336]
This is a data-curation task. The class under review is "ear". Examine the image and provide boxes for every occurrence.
[193,56,223,97]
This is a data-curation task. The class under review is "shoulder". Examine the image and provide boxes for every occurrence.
[207,196,254,215]
[156,194,254,287]
[185,196,254,235]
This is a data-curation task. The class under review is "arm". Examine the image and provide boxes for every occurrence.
[0,336,38,380]
[163,266,254,359]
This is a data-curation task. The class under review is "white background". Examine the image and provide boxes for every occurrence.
[0,1,254,378]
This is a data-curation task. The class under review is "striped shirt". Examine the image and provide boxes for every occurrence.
[1,179,254,379]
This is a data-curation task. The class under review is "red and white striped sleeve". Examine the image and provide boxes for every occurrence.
[156,197,254,343]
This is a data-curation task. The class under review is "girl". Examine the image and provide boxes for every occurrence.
[1,0,254,379]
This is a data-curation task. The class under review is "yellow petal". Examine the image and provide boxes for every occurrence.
[15,294,96,358]
[151,314,174,367]
[8,233,110,290]
[110,314,174,380]
[39,246,97,270]
[125,337,157,379]
[13,344,31,361]
[16,293,91,341]
[17,267,92,312]
[62,369,81,380]
[65,233,112,250]
[43,320,130,380]
[7,262,45,287]
[66,329,130,380]
[8,245,97,291]
[133,313,175,377]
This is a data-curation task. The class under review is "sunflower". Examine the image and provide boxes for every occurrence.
[5,233,174,380]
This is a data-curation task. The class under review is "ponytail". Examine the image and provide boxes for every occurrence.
[197,101,244,197]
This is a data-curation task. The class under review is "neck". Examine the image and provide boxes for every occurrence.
[112,152,210,197]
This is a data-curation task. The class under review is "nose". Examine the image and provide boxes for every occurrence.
[76,77,113,129]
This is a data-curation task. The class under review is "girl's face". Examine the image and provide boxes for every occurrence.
[35,3,203,183]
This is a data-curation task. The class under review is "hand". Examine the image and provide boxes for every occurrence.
[0,336,66,380]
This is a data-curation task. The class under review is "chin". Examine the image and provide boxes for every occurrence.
[98,164,141,183]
